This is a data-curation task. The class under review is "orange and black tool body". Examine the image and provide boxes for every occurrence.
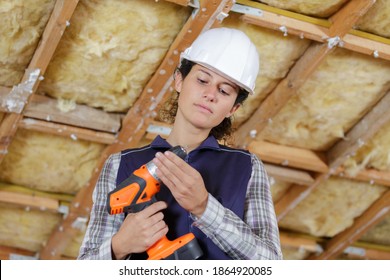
[107,146,203,260]
[107,165,160,215]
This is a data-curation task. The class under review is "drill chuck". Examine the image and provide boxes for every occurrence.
[146,146,187,182]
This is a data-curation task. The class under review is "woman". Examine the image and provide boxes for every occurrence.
[78,27,283,260]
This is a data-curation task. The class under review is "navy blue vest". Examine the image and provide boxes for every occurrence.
[116,135,252,260]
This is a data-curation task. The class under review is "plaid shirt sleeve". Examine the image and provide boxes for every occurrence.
[192,153,283,260]
[78,153,124,260]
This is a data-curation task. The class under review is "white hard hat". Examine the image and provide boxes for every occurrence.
[180,27,259,94]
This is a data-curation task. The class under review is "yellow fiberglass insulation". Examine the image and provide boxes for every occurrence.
[360,215,390,246]
[260,48,390,151]
[221,13,311,125]
[38,0,191,112]
[257,0,348,17]
[269,179,291,203]
[357,0,390,38]
[343,122,390,176]
[281,246,310,260]
[0,202,62,252]
[0,129,105,194]
[278,177,387,237]
[0,0,55,87]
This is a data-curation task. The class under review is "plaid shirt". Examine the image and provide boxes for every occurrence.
[78,151,283,260]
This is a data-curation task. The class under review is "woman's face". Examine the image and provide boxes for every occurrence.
[174,64,240,131]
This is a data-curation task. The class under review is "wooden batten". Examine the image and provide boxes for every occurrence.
[264,164,315,186]
[0,245,37,260]
[19,118,116,145]
[24,95,122,133]
[249,140,328,173]
[336,167,390,188]
[0,190,59,212]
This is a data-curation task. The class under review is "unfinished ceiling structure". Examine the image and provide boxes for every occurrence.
[1,0,390,260]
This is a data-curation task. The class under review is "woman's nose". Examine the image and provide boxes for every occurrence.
[202,86,217,102]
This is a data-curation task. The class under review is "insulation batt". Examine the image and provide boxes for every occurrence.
[38,0,190,112]
[0,129,105,194]
[221,13,311,126]
[0,202,62,252]
[0,0,55,86]
[343,121,390,175]
[278,177,387,237]
[260,48,390,151]
[360,215,390,246]
[257,0,349,17]
[357,0,390,38]
[269,180,291,203]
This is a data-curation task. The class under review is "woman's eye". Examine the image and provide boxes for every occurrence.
[219,88,230,96]
[197,78,207,84]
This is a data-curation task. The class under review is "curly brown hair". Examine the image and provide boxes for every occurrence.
[159,59,249,144]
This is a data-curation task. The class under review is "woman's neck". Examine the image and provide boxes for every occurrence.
[166,126,210,153]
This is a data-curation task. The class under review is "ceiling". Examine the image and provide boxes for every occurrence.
[0,0,390,260]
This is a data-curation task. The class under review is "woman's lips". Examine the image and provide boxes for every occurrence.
[195,103,212,114]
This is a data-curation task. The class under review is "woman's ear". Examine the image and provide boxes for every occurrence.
[174,70,183,93]
[226,103,241,118]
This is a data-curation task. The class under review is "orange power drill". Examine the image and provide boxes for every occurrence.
[107,146,203,260]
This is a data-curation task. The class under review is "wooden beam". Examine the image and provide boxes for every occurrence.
[249,140,328,173]
[308,190,390,259]
[264,164,315,186]
[240,11,329,43]
[0,0,79,164]
[327,91,390,171]
[0,190,59,212]
[0,245,37,260]
[19,118,116,145]
[343,32,390,61]
[279,231,322,253]
[24,95,122,133]
[39,0,237,260]
[328,0,376,36]
[336,167,390,188]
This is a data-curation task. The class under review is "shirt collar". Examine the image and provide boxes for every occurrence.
[151,135,221,152]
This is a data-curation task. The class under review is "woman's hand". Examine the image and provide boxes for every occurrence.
[153,151,209,217]
[111,201,168,259]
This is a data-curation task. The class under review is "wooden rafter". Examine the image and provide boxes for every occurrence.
[39,0,236,259]
[0,0,80,164]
